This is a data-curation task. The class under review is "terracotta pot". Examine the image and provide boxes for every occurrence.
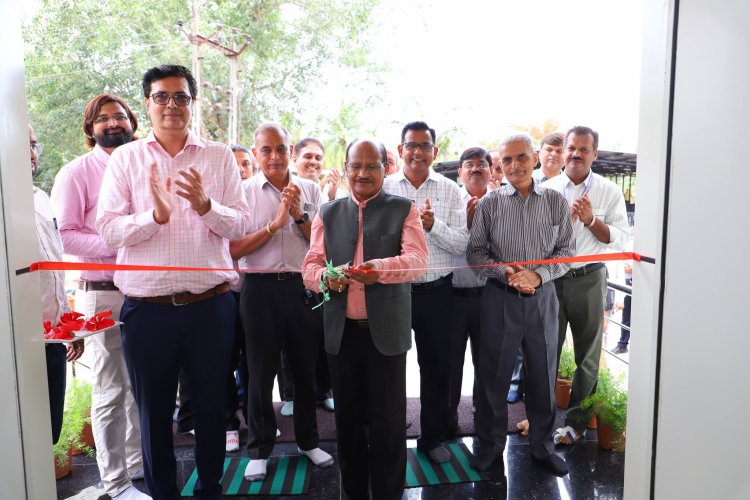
[71,422,94,455]
[555,377,572,408]
[596,420,625,451]
[587,414,598,429]
[55,449,72,479]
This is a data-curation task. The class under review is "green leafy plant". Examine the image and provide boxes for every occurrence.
[53,379,93,467]
[558,343,576,380]
[581,368,628,437]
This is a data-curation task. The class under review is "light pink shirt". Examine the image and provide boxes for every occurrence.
[51,144,118,282]
[238,171,322,272]
[303,192,428,320]
[96,130,250,297]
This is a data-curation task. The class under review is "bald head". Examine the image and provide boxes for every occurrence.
[345,139,387,201]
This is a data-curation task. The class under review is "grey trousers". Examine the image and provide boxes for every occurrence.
[476,280,559,459]
[554,266,607,433]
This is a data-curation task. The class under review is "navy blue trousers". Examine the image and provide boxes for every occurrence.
[120,292,235,500]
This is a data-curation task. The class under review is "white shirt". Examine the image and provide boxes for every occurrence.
[34,188,70,324]
[541,170,630,268]
[452,186,487,289]
[384,167,468,283]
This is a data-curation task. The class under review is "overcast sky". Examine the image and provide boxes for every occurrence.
[306,0,645,154]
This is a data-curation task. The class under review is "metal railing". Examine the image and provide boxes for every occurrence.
[603,279,632,365]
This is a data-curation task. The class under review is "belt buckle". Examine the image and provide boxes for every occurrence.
[171,292,188,307]
[276,273,286,281]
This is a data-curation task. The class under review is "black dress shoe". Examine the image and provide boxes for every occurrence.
[532,453,569,476]
[469,447,503,471]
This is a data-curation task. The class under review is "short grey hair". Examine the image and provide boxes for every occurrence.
[254,122,290,145]
[499,133,535,151]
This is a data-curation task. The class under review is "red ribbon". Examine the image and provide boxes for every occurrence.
[25,251,647,275]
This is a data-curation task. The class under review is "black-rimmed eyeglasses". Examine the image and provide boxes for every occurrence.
[149,93,192,107]
[402,142,434,152]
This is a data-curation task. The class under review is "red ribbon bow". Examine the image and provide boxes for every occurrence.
[84,311,115,331]
[42,310,114,340]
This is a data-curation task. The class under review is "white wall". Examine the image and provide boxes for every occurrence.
[623,0,675,497]
[0,3,57,499]
[629,0,750,498]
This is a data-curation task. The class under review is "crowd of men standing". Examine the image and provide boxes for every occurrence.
[30,63,629,500]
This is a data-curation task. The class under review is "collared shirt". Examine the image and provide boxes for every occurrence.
[383,167,468,283]
[466,180,575,284]
[541,170,629,268]
[452,186,487,289]
[239,171,322,272]
[302,191,428,319]
[533,168,553,183]
[51,144,118,282]
[96,130,250,297]
[34,187,70,324]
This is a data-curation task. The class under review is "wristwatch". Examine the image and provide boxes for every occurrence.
[294,212,309,225]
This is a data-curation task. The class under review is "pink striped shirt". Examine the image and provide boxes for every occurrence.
[51,144,118,282]
[302,192,428,319]
[96,130,250,297]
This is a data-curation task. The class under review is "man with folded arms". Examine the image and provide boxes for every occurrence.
[467,134,574,478]
[97,64,250,500]
[541,126,629,445]
[230,122,332,482]
[303,139,427,499]
[51,93,146,500]
[383,121,468,464]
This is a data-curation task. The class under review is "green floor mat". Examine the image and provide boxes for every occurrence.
[181,456,310,496]
[405,443,489,488]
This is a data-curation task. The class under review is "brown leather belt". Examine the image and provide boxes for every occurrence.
[78,280,119,292]
[345,318,370,329]
[127,283,230,307]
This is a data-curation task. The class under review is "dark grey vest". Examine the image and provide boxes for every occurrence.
[319,191,413,356]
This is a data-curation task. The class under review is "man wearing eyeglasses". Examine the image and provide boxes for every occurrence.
[447,147,492,438]
[51,94,147,500]
[385,149,400,176]
[29,123,85,447]
[97,64,250,500]
[383,121,468,464]
[230,123,332,482]
[303,139,427,499]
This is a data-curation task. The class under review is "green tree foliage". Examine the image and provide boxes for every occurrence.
[23,0,379,191]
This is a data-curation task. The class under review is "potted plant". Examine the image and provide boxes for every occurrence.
[581,368,627,451]
[556,343,576,408]
[53,378,94,478]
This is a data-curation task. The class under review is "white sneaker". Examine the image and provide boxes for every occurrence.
[280,401,294,416]
[112,485,152,500]
[297,447,334,467]
[226,430,240,452]
[244,458,267,481]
